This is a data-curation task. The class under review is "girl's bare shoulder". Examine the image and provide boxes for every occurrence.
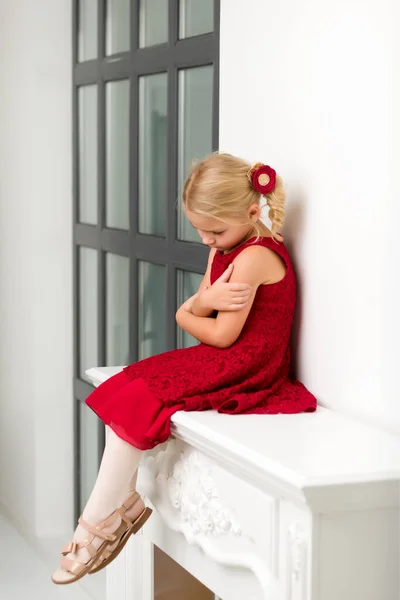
[233,244,286,285]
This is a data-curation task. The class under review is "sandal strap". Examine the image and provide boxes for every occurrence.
[78,516,117,542]
[91,545,113,570]
[83,541,98,559]
[121,491,140,511]
[61,538,99,559]
[118,492,141,527]
[60,555,87,576]
[61,541,78,556]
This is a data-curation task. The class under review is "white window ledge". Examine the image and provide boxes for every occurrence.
[86,366,400,506]
[86,366,400,600]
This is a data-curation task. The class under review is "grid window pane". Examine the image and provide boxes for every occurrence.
[106,254,130,366]
[177,66,214,242]
[106,80,130,230]
[139,73,168,236]
[179,0,214,39]
[177,270,203,348]
[138,262,167,359]
[106,0,130,55]
[73,0,219,525]
[139,0,168,48]
[79,247,98,381]
[78,85,98,225]
[78,401,101,514]
[78,0,98,62]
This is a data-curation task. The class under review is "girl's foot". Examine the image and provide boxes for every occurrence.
[52,492,151,584]
[89,492,152,574]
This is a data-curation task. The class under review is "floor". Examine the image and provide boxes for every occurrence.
[0,513,105,600]
[0,512,219,600]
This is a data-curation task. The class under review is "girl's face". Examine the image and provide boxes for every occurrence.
[185,207,259,252]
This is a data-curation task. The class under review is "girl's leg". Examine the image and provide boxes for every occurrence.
[82,425,142,523]
[78,371,143,522]
[52,426,143,583]
[128,470,138,494]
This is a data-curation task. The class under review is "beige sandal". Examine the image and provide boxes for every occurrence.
[51,510,131,585]
[89,491,152,575]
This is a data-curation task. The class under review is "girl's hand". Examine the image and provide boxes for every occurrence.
[198,264,252,312]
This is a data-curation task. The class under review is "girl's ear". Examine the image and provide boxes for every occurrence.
[248,203,261,222]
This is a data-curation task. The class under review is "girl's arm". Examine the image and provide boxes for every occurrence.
[181,248,252,317]
[190,248,216,318]
[176,246,285,348]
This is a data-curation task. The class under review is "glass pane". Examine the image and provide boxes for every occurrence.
[179,0,214,39]
[78,0,98,62]
[106,0,130,55]
[106,80,130,230]
[177,66,214,242]
[79,401,101,514]
[138,262,167,359]
[154,546,214,599]
[139,73,168,236]
[177,270,203,348]
[139,0,168,48]
[78,85,98,225]
[79,247,98,381]
[106,254,129,366]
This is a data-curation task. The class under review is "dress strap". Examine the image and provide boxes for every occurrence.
[228,236,286,260]
[242,236,291,269]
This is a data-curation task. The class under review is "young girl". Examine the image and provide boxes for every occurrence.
[52,153,317,584]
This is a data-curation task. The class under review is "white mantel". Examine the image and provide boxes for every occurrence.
[87,367,400,600]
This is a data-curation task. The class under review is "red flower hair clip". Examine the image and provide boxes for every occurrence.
[247,163,276,194]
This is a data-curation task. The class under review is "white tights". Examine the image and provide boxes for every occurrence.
[77,425,142,535]
[52,427,143,581]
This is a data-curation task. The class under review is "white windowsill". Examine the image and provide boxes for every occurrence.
[86,366,400,510]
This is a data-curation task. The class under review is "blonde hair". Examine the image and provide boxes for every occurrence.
[182,153,285,242]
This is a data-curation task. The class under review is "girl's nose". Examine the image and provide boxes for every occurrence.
[201,233,215,246]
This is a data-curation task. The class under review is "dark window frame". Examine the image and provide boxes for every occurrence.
[72,0,220,520]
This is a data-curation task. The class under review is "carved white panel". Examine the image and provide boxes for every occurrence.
[286,522,308,600]
[138,440,277,598]
[139,440,243,540]
[167,449,242,537]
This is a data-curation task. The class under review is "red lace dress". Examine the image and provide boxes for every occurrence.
[86,237,317,450]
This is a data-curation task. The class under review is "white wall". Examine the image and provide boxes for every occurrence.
[0,0,74,534]
[219,0,400,433]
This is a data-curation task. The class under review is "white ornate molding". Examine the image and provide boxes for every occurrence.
[287,522,308,600]
[138,440,276,598]
[167,449,242,538]
[140,440,243,539]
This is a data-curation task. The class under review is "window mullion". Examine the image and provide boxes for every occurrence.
[129,67,139,364]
